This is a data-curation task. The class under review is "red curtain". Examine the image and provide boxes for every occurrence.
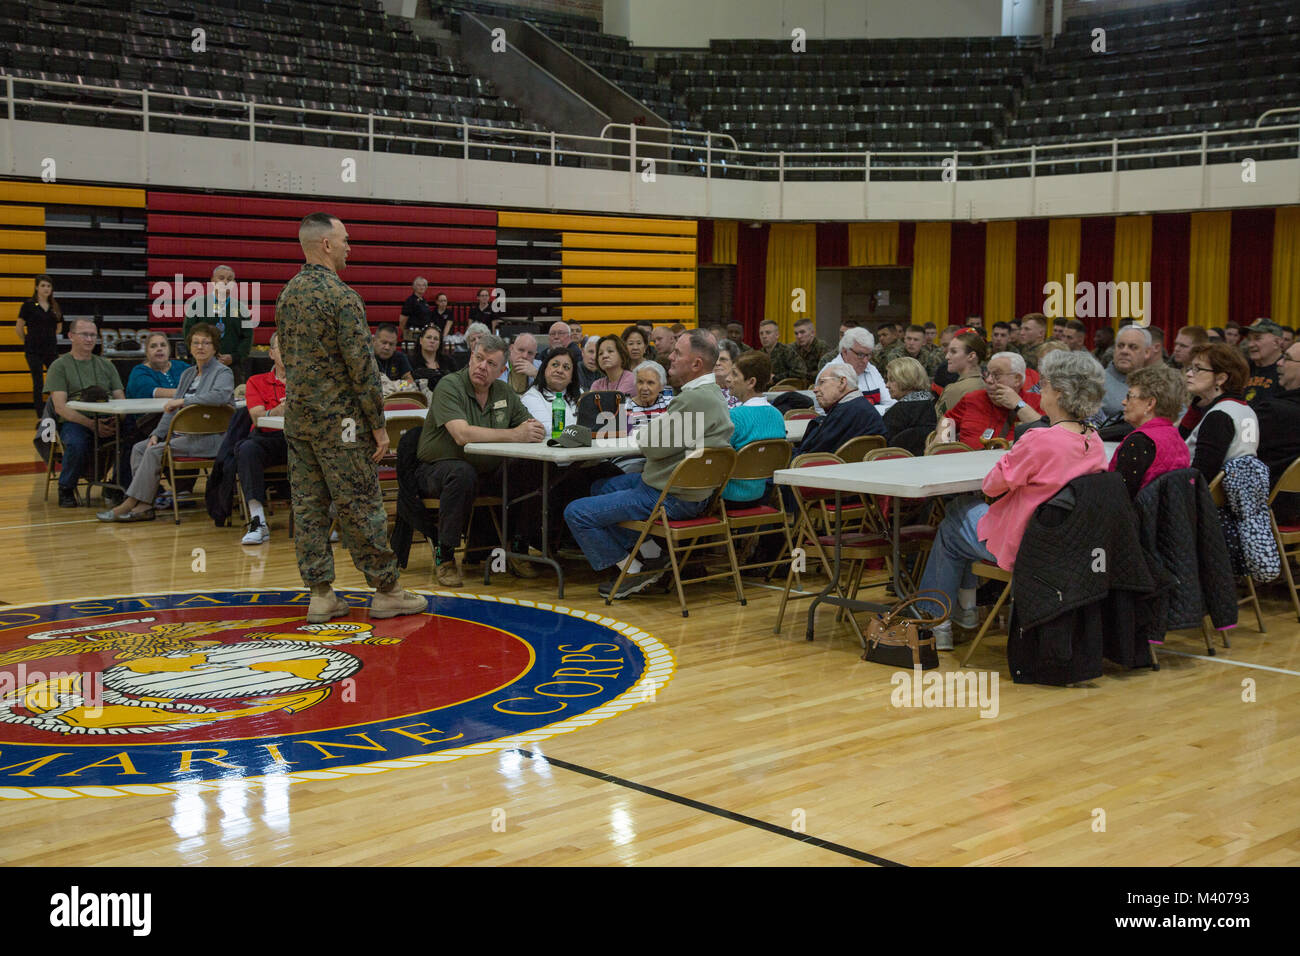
[1228,208,1274,327]
[1014,218,1049,316]
[897,221,916,268]
[1148,212,1190,336]
[1077,216,1115,343]
[697,219,714,265]
[948,222,986,326]
[733,223,769,332]
[816,222,848,267]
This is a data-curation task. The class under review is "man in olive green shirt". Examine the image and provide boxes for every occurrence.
[44,317,125,507]
[413,334,546,586]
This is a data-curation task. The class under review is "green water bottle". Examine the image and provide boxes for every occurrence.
[551,393,565,441]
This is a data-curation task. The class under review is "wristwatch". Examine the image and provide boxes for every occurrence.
[1014,400,1027,412]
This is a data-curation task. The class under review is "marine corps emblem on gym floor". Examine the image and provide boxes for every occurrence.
[0,589,672,798]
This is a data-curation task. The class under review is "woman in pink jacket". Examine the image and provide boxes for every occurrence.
[918,349,1110,650]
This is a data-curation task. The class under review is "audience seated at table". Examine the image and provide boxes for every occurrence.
[714,339,742,409]
[881,356,937,455]
[126,332,190,399]
[372,323,414,386]
[1109,364,1191,498]
[797,361,886,454]
[591,334,636,396]
[236,331,289,544]
[411,325,447,392]
[1179,342,1259,481]
[1254,337,1300,521]
[722,350,786,506]
[44,318,126,508]
[917,349,1109,649]
[564,330,734,600]
[938,351,1043,449]
[97,323,234,523]
[521,347,581,429]
[935,330,986,417]
[408,334,546,587]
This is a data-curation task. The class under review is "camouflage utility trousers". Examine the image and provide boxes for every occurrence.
[286,435,398,590]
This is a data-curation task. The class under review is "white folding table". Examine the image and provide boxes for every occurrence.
[256,408,428,431]
[65,398,171,500]
[773,442,1118,641]
[463,437,641,596]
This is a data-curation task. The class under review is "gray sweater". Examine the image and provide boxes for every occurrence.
[639,376,734,501]
[152,361,235,439]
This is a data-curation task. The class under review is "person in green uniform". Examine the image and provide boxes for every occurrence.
[275,213,426,623]
[182,265,255,384]
[412,335,547,587]
[791,317,831,375]
[757,319,807,384]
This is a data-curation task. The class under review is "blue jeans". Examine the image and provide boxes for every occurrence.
[57,421,95,492]
[917,495,997,618]
[564,471,709,571]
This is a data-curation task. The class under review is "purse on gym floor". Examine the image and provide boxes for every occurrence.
[862,590,950,670]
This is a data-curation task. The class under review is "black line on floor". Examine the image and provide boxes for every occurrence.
[512,748,905,866]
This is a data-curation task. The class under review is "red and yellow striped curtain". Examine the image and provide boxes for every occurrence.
[910,222,952,328]
[1046,217,1081,322]
[1187,211,1232,328]
[765,223,817,339]
[983,220,1016,323]
[848,222,899,266]
[1272,206,1300,329]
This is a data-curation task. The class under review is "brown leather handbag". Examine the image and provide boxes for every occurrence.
[862,591,950,670]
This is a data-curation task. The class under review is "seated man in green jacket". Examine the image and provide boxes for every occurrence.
[564,330,734,599]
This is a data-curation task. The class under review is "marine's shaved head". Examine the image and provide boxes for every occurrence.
[299,212,340,244]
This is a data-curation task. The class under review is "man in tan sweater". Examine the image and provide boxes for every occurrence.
[564,330,734,599]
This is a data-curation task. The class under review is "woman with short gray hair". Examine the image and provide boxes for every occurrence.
[916,344,1109,650]
[715,338,742,408]
[1108,364,1191,497]
[1037,348,1106,422]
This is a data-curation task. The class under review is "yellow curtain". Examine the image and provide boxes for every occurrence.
[1111,215,1152,324]
[910,222,952,329]
[712,220,738,265]
[765,223,818,339]
[1187,211,1232,328]
[848,222,899,266]
[1273,206,1300,330]
[983,220,1016,323]
[1046,218,1081,322]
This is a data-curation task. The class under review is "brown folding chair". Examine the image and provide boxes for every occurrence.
[163,404,234,524]
[1267,457,1300,623]
[960,562,1013,666]
[926,441,976,456]
[773,377,807,389]
[384,391,428,410]
[608,447,744,617]
[783,408,819,421]
[722,439,794,582]
[834,434,887,462]
[1208,472,1264,640]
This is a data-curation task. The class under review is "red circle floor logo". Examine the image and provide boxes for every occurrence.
[0,589,672,798]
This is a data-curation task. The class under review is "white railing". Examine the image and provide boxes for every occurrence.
[4,73,1298,185]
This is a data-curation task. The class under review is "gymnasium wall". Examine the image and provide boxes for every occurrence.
[602,0,1006,46]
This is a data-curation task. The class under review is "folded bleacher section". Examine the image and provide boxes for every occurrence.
[2,0,544,153]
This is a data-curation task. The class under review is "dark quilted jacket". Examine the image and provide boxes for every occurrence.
[1220,455,1281,583]
[1133,468,1238,641]
[204,406,254,527]
[1008,472,1158,685]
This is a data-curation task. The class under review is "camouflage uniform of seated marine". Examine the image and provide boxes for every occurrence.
[276,263,399,590]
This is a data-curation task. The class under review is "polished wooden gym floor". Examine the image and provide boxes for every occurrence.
[1,408,1297,867]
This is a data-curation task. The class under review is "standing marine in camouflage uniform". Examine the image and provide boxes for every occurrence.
[276,213,426,623]
[791,317,831,377]
[758,319,807,383]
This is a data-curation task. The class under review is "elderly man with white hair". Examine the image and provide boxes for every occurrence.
[501,330,539,393]
[797,360,886,454]
[182,263,254,382]
[819,326,896,412]
[1095,324,1152,427]
[938,351,1043,449]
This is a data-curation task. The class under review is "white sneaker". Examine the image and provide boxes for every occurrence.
[933,623,954,651]
[953,605,979,629]
[241,516,269,545]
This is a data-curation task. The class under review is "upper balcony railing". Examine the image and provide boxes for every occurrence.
[4,73,1298,187]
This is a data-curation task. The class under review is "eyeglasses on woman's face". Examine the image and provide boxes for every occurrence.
[1185,365,1214,376]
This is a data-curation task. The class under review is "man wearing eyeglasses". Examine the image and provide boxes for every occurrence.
[43,318,126,507]
[1254,339,1300,523]
[937,351,1042,450]
[819,326,896,411]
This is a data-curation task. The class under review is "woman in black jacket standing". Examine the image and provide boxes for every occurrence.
[16,274,63,415]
